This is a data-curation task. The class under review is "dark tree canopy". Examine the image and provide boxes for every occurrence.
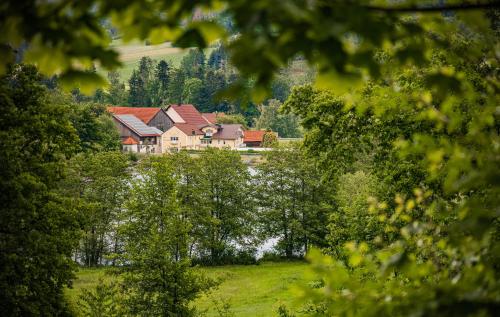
[0,65,82,315]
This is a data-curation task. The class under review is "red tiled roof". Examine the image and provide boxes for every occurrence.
[122,136,139,145]
[168,104,209,125]
[108,106,160,124]
[244,130,267,142]
[173,124,205,135]
[202,112,224,124]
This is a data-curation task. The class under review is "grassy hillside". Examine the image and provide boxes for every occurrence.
[103,39,214,80]
[65,261,309,316]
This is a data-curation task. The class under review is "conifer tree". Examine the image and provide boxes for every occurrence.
[128,70,148,106]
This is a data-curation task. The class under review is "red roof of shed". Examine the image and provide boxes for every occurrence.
[244,130,267,142]
[108,106,160,124]
[122,136,139,145]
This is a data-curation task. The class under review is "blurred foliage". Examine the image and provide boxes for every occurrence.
[216,113,248,128]
[255,99,302,138]
[282,6,500,316]
[3,1,499,100]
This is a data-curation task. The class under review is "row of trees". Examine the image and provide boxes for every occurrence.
[63,146,333,316]
[69,146,332,268]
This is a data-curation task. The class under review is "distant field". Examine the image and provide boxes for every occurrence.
[101,39,214,80]
[65,261,309,316]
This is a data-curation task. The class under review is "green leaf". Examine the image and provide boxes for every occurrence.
[59,70,109,95]
[314,69,363,95]
[193,21,227,45]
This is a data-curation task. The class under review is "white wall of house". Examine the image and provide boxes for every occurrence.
[122,144,137,152]
[211,137,244,149]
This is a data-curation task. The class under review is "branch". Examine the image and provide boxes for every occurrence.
[363,2,500,13]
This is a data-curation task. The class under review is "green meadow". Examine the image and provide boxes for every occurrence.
[100,39,214,80]
[65,262,310,317]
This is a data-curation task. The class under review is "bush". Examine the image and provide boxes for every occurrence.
[77,279,123,317]
[259,251,304,263]
[128,152,139,162]
[192,248,258,266]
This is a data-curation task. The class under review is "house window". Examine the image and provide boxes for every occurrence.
[170,136,179,141]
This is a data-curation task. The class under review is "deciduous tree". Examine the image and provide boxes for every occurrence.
[197,148,256,264]
[119,156,213,316]
[0,64,82,315]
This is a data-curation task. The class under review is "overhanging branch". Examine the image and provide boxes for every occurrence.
[363,2,500,13]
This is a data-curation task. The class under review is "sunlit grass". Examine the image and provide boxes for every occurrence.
[65,261,308,316]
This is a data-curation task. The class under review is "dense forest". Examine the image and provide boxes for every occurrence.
[1,1,499,317]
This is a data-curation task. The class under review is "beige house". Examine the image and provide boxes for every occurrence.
[161,123,244,152]
[161,124,204,151]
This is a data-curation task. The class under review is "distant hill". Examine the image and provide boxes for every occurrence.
[101,39,214,80]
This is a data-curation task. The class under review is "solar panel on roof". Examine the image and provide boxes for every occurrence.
[115,114,162,136]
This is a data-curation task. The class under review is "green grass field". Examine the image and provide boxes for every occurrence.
[65,261,309,316]
[100,39,214,80]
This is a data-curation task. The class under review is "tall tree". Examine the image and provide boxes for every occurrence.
[205,69,229,112]
[138,56,154,84]
[128,70,148,106]
[119,156,213,316]
[270,76,291,102]
[0,64,82,315]
[182,77,207,109]
[107,71,128,105]
[197,148,256,264]
[207,44,228,71]
[256,144,330,258]
[180,48,206,79]
[68,103,121,152]
[65,152,130,267]
[167,152,209,259]
[167,69,185,105]
[255,99,301,138]
[156,60,170,88]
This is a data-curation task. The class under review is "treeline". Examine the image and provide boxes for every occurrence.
[66,146,332,268]
[66,146,334,315]
[70,45,303,137]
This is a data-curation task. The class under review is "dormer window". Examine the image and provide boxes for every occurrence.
[205,128,213,137]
